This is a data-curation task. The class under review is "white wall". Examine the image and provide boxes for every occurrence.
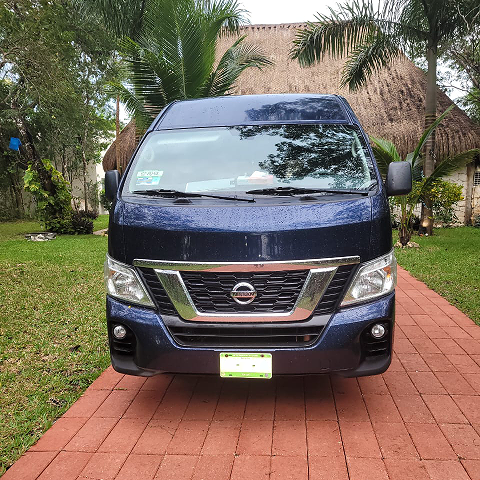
[69,162,107,214]
[443,167,468,225]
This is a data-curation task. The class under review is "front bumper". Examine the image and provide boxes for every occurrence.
[106,292,395,377]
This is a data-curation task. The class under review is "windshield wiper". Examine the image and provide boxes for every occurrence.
[245,186,369,196]
[131,189,255,203]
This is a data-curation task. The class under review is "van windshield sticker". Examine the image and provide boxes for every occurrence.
[136,170,163,186]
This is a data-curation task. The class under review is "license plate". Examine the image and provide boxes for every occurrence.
[220,352,272,379]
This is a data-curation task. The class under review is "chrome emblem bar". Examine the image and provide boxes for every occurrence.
[133,256,360,323]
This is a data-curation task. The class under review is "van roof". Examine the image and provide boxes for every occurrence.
[152,94,359,130]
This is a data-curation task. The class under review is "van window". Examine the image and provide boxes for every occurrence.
[125,125,375,194]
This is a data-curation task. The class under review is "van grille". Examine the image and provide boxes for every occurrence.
[137,267,177,315]
[138,263,355,317]
[180,270,309,313]
[167,324,324,347]
[314,264,356,314]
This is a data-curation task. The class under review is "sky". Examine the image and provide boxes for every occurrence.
[237,0,332,24]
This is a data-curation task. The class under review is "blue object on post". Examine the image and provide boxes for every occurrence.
[9,137,22,151]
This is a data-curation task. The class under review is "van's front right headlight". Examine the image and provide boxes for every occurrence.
[104,255,154,307]
[340,250,397,306]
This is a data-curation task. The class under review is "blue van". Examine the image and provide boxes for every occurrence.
[104,94,411,378]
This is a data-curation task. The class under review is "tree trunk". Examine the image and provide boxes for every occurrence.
[11,101,53,194]
[8,171,24,218]
[399,223,412,247]
[81,141,88,213]
[420,46,437,236]
[116,95,121,173]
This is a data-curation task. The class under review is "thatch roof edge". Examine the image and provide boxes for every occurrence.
[102,121,137,173]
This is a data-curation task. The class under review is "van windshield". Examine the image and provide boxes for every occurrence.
[125,125,376,195]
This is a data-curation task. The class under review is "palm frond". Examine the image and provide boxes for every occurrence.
[370,135,401,177]
[291,18,377,66]
[106,82,153,130]
[201,0,249,38]
[409,152,424,182]
[290,0,426,67]
[341,32,400,90]
[108,0,267,126]
[410,104,455,168]
[422,149,480,192]
[202,36,272,97]
[141,0,248,99]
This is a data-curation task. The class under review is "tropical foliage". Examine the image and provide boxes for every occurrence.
[291,0,479,91]
[23,160,73,233]
[290,0,480,234]
[86,0,273,130]
[0,0,118,219]
[446,17,480,122]
[371,106,480,245]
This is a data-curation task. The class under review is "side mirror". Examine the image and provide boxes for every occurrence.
[386,162,412,196]
[105,170,120,201]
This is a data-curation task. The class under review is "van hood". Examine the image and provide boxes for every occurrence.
[111,196,388,265]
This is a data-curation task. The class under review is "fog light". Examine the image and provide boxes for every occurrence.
[113,325,127,340]
[371,324,386,339]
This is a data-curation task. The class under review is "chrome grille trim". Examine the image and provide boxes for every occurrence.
[134,256,360,272]
[133,256,360,323]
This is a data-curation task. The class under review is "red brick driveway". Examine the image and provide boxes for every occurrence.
[5,267,480,480]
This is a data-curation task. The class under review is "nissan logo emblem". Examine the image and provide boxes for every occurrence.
[230,282,257,305]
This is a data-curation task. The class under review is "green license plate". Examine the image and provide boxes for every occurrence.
[220,352,272,379]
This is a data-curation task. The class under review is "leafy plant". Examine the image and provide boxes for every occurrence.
[99,188,112,211]
[82,209,99,220]
[70,211,94,234]
[428,179,464,226]
[24,160,74,233]
[24,160,99,234]
[102,0,273,130]
[371,106,479,246]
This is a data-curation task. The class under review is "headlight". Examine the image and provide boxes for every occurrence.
[104,255,154,307]
[341,250,397,306]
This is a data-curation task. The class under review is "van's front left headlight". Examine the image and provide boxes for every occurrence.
[341,250,397,306]
[104,255,154,307]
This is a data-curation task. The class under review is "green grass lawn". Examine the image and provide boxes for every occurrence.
[0,216,110,474]
[0,215,109,241]
[395,227,480,324]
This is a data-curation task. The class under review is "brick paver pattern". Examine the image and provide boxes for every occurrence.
[5,267,480,480]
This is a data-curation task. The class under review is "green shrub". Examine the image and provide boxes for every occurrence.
[24,160,73,233]
[82,209,99,220]
[24,160,97,234]
[99,188,112,212]
[423,179,463,226]
[70,211,94,234]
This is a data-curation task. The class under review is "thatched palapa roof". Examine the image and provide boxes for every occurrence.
[103,119,137,173]
[103,23,480,172]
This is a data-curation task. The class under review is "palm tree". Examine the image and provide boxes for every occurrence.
[83,0,272,131]
[371,105,479,245]
[290,0,480,235]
